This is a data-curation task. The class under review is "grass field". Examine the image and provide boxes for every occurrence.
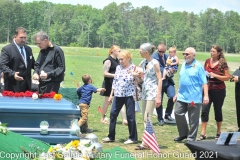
[1,44,239,160]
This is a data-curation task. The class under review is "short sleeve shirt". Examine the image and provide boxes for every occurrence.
[178,60,207,103]
[204,58,228,90]
[112,64,135,97]
[77,84,97,105]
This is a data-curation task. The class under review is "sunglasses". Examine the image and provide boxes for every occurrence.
[158,50,165,53]
[182,53,190,56]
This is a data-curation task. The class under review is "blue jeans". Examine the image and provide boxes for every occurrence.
[156,83,175,121]
[108,96,138,141]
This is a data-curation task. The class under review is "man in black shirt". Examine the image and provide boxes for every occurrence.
[33,31,65,94]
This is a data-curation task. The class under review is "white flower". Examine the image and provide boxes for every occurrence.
[32,93,38,100]
[79,139,90,146]
[0,121,1,125]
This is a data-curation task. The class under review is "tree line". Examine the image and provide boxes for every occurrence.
[0,0,240,53]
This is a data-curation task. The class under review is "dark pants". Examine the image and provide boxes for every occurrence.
[108,96,138,141]
[39,81,60,94]
[201,89,226,122]
[156,84,175,121]
[236,83,240,129]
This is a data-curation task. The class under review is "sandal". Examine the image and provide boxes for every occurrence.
[197,134,206,141]
[135,145,149,150]
[215,133,220,140]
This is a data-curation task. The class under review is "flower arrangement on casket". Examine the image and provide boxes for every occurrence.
[38,139,100,160]
[1,90,62,100]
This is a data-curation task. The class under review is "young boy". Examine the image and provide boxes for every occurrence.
[77,74,106,133]
[162,46,179,80]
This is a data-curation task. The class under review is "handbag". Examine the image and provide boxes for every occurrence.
[133,78,142,101]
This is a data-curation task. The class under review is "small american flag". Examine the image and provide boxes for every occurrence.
[142,120,160,154]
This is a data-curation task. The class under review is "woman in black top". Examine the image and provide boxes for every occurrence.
[100,45,128,125]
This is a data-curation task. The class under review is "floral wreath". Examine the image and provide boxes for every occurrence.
[1,90,62,100]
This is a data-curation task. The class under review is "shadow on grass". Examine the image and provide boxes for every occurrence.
[152,122,177,126]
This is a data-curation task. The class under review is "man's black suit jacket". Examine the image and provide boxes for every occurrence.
[0,42,35,92]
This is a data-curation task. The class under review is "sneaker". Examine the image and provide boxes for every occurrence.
[158,120,164,126]
[124,139,137,144]
[102,137,114,142]
[164,116,176,124]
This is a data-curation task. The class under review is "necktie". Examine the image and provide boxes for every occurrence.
[161,56,165,66]
[20,47,27,66]
[20,47,25,59]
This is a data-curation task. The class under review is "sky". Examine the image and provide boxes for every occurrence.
[20,0,240,14]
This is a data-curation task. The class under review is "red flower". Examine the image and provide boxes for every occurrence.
[190,101,195,107]
[50,91,56,98]
[25,90,33,97]
[14,92,20,97]
[41,93,48,98]
[2,90,9,96]
[8,91,14,97]
[19,92,25,97]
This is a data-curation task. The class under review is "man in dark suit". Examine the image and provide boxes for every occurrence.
[152,43,176,126]
[0,27,35,92]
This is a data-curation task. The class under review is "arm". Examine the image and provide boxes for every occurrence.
[96,88,106,92]
[233,76,240,83]
[0,48,15,78]
[0,48,23,81]
[103,60,114,78]
[47,48,65,79]
[209,69,231,81]
[173,89,178,102]
[108,89,114,104]
[154,62,162,108]
[202,83,209,105]
[171,56,179,66]
[33,52,41,80]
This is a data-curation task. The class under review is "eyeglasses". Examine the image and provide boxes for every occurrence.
[158,50,165,53]
[182,53,190,56]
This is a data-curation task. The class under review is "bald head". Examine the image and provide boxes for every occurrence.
[184,47,196,64]
[185,47,196,55]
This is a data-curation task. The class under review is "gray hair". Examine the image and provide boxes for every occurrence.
[186,47,196,55]
[140,43,155,55]
[33,31,49,41]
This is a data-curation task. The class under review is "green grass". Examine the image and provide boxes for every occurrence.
[1,45,239,160]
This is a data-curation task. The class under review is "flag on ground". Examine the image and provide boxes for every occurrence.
[98,106,102,113]
[142,120,160,154]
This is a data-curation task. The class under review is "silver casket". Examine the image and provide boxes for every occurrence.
[0,96,80,144]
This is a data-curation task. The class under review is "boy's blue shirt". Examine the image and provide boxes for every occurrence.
[77,83,97,105]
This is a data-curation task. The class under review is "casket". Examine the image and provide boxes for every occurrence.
[0,96,80,144]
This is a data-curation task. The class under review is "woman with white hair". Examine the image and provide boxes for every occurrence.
[135,43,162,150]
[102,50,138,144]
